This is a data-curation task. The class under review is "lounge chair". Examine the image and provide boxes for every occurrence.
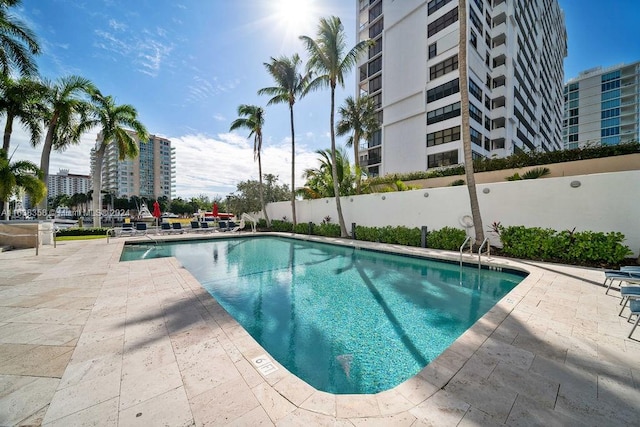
[190,221,204,232]
[171,222,184,234]
[603,270,640,294]
[159,222,172,234]
[618,285,640,317]
[135,222,148,235]
[627,299,640,338]
[200,222,216,232]
[118,222,135,237]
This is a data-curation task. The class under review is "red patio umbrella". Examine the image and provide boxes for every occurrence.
[212,202,219,219]
[153,200,161,227]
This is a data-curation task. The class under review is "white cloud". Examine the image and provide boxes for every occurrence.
[4,117,323,200]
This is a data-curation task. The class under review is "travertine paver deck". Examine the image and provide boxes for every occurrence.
[0,233,639,426]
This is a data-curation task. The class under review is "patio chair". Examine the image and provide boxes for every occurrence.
[618,285,640,317]
[118,222,134,237]
[172,222,185,234]
[135,222,147,235]
[159,222,172,234]
[603,270,640,294]
[190,221,204,232]
[627,299,640,338]
[200,222,217,232]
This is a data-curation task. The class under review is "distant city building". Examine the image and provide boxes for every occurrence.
[355,0,567,176]
[46,169,91,199]
[90,132,176,201]
[563,61,640,149]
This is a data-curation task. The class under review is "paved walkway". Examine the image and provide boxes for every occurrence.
[0,235,638,426]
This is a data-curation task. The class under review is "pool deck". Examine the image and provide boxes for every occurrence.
[0,233,638,426]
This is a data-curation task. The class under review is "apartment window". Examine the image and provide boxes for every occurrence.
[472,0,483,13]
[470,127,482,146]
[568,99,578,108]
[484,116,491,131]
[368,37,382,58]
[369,1,382,21]
[485,73,491,88]
[601,70,621,83]
[485,52,490,67]
[602,79,620,92]
[602,98,621,109]
[484,95,490,109]
[427,0,454,15]
[428,149,459,167]
[368,56,382,75]
[568,125,579,134]
[426,78,459,103]
[601,108,620,119]
[429,55,458,79]
[469,103,482,124]
[601,89,620,101]
[568,108,578,117]
[369,18,383,38]
[568,91,579,100]
[369,75,382,93]
[428,43,437,59]
[469,7,482,32]
[601,127,620,137]
[568,82,579,91]
[428,7,458,37]
[568,117,578,125]
[470,30,478,48]
[601,118,620,128]
[427,101,461,124]
[469,78,482,101]
[427,126,460,147]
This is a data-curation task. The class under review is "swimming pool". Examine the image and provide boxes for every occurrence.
[121,236,525,394]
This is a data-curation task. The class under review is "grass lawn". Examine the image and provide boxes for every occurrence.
[55,235,107,241]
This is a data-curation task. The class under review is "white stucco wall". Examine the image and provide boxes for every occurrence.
[266,170,640,256]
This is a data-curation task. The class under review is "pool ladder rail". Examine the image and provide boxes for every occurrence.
[459,236,491,271]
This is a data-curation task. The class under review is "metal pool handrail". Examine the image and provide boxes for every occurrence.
[478,237,490,270]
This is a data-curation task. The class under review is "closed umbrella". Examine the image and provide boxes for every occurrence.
[212,202,219,219]
[153,200,161,228]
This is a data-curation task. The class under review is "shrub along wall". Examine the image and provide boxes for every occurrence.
[264,221,632,267]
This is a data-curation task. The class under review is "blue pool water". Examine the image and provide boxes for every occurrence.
[121,236,525,394]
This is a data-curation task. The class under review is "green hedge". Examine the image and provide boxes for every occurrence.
[498,225,632,266]
[266,220,632,267]
[56,227,111,236]
[368,142,639,185]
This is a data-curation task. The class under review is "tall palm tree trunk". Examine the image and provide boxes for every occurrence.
[353,129,361,194]
[459,0,484,245]
[38,122,57,215]
[257,150,270,227]
[92,145,105,227]
[330,85,348,237]
[3,115,14,153]
[289,105,297,226]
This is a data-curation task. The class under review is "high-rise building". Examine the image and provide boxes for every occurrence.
[355,0,567,177]
[46,169,91,199]
[90,132,176,201]
[563,61,640,149]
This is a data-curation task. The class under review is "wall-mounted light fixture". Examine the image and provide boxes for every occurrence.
[570,180,581,188]
[483,188,490,194]
[423,192,429,198]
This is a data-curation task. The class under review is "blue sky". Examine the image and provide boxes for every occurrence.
[6,0,640,199]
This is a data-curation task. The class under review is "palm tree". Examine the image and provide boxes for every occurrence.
[230,104,270,227]
[336,95,379,194]
[458,0,484,245]
[37,75,97,213]
[0,0,40,76]
[300,16,372,237]
[299,147,356,200]
[0,75,46,153]
[89,92,148,227]
[258,54,309,227]
[0,149,45,220]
